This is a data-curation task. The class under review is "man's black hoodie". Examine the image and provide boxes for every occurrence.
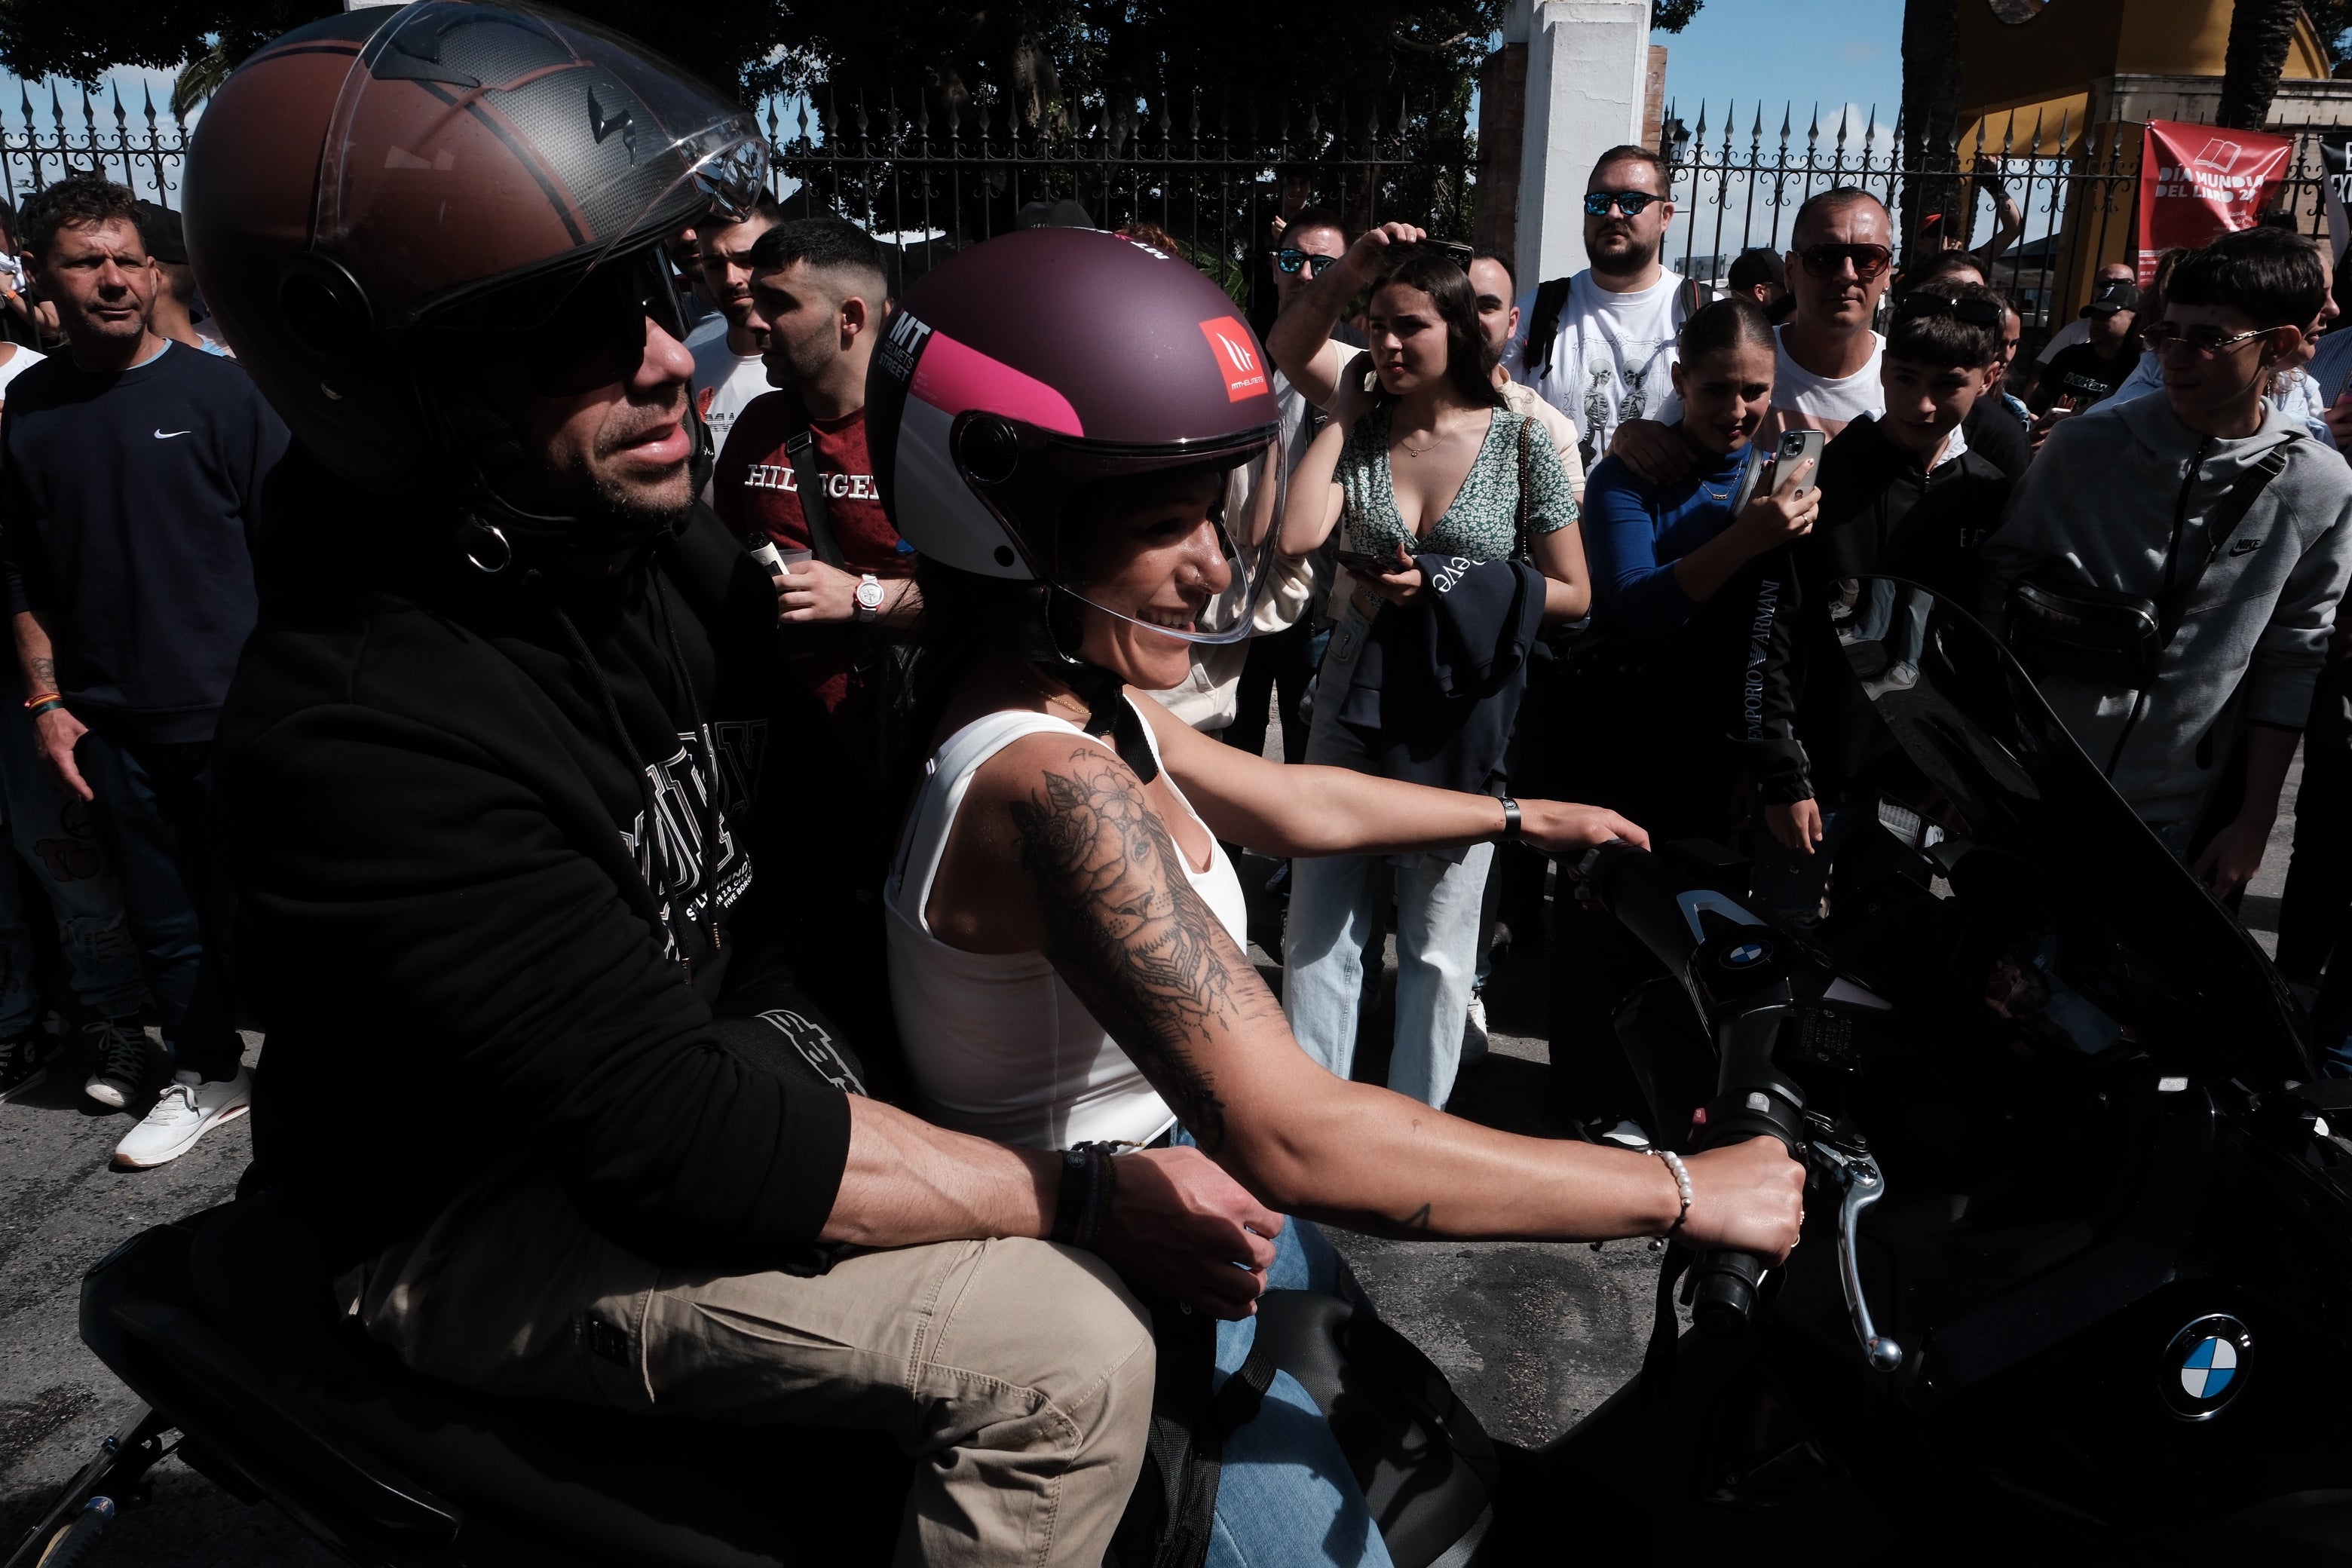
[217,450,882,1271]
[1746,415,2014,806]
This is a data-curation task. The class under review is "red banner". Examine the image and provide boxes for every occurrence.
[2137,119,2293,285]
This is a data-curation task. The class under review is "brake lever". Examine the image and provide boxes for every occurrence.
[1811,1142,1903,1372]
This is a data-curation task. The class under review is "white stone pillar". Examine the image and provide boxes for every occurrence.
[1514,0,1652,288]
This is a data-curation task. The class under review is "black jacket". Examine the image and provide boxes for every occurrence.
[1336,554,1543,854]
[218,452,881,1270]
[1747,416,2014,805]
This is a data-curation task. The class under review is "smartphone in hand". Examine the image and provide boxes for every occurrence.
[1775,428,1826,501]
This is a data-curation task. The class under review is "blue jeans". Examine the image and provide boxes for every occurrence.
[76,732,239,1080]
[1190,1170,1393,1568]
[1287,602,1493,1108]
[0,700,143,1032]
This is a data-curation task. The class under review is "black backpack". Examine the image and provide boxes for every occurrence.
[1522,273,1717,384]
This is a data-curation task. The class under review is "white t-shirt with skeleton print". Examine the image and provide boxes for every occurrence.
[1505,269,1693,473]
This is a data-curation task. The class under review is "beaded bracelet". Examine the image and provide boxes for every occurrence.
[1651,1148,1693,1236]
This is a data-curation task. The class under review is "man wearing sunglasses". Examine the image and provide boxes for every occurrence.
[1607,187,1894,484]
[1502,144,1707,470]
[1984,227,2352,903]
[187,10,1230,1560]
[2029,280,2139,417]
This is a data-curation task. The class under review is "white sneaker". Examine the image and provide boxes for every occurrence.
[113,1068,250,1170]
[82,1016,154,1110]
[1590,1117,1652,1151]
[1462,991,1490,1068]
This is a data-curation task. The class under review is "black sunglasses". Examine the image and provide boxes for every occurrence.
[1585,190,1661,218]
[508,248,689,397]
[1799,243,1894,280]
[1894,292,2003,329]
[1271,248,1340,277]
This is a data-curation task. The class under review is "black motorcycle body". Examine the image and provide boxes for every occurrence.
[15,580,2352,1567]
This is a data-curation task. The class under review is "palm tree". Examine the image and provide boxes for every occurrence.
[2219,0,2305,130]
[1898,0,1961,259]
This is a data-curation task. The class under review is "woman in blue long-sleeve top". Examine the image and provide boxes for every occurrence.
[1582,299,1821,666]
[1551,298,1821,1149]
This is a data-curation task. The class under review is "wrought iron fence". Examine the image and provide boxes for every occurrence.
[0,79,191,213]
[760,79,1479,317]
[0,69,1475,325]
[1663,99,2348,357]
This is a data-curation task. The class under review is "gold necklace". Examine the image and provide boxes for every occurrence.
[1005,664,1086,718]
[1396,426,1447,458]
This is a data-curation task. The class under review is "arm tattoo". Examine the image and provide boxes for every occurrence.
[1010,746,1279,1152]
[27,654,51,689]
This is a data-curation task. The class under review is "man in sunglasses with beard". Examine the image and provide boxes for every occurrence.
[1503,144,1711,471]
[185,10,1279,1563]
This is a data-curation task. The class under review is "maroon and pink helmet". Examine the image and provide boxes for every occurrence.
[866,227,1288,645]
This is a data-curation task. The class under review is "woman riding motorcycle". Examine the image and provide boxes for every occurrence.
[871,225,1805,1560]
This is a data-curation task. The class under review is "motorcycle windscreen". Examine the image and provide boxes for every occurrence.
[1840,577,2307,1079]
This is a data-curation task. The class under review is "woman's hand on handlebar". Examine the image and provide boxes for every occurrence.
[1678,1137,1805,1262]
[1513,800,1651,856]
[1095,1145,1285,1320]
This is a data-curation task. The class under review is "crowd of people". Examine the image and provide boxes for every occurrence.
[1,8,2349,1557]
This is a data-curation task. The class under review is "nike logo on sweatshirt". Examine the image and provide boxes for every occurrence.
[153,429,191,439]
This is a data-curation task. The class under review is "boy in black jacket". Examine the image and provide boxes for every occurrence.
[1745,281,2014,926]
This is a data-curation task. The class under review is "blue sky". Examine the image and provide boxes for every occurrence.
[1655,0,1904,142]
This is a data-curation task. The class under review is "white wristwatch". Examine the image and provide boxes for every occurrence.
[854,574,886,623]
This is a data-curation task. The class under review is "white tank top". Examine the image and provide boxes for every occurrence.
[886,700,1250,1149]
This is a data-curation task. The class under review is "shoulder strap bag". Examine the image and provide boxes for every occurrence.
[781,403,849,570]
[2004,437,2295,691]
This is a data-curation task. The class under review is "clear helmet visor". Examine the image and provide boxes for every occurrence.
[313,0,768,326]
[958,417,1289,648]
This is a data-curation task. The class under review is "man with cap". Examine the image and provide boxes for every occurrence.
[1726,247,1792,323]
[131,201,231,358]
[2029,278,2140,418]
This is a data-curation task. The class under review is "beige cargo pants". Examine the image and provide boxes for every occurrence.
[353,1170,1155,1567]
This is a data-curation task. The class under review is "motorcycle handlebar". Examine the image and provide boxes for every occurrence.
[1684,1080,1806,1335]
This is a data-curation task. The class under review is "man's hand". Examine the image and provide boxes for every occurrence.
[775,560,862,625]
[1343,221,1426,277]
[1677,1137,1806,1262]
[1608,418,1695,485]
[33,706,90,802]
[1766,798,1823,853]
[1093,1144,1284,1320]
[2326,390,2352,451]
[2029,395,2076,450]
[1514,801,1652,855]
[2191,816,2271,902]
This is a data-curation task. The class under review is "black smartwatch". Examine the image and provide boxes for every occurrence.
[1496,796,1521,841]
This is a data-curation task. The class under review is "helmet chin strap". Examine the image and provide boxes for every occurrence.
[449,384,716,573]
[1037,586,1162,785]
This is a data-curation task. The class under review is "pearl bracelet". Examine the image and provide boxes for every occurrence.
[1651,1148,1692,1236]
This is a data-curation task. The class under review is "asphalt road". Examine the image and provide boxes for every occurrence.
[0,755,2308,1564]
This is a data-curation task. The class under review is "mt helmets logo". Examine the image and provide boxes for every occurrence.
[1199,316,1269,403]
[2161,1314,2251,1419]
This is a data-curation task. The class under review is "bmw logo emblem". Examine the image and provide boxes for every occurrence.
[2161,1315,2252,1419]
[1723,940,1771,968]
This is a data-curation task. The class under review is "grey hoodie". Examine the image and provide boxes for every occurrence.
[1982,393,2352,828]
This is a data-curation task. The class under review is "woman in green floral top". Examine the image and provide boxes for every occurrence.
[1275,242,1587,1111]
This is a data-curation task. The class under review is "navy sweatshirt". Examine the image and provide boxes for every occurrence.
[0,341,287,743]
[1582,439,1771,666]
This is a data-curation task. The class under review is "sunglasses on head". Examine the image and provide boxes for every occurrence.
[1272,247,1340,276]
[1585,190,1661,218]
[1894,291,2003,329]
[1799,243,1893,280]
[2138,321,2286,358]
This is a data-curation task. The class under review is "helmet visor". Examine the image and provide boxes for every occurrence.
[959,417,1288,648]
[314,0,768,323]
